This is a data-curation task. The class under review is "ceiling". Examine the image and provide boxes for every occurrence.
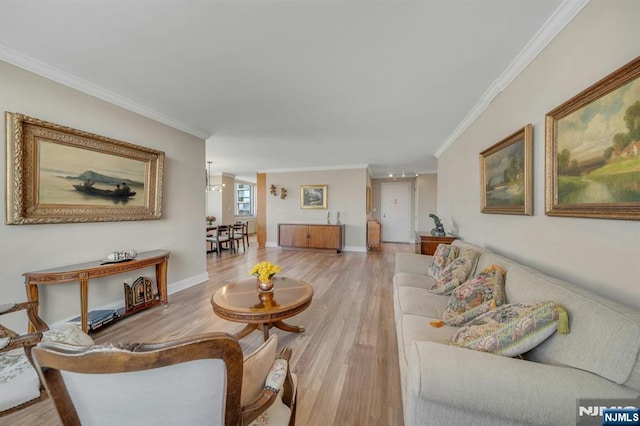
[0,0,586,181]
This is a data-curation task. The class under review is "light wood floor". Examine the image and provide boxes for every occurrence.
[4,241,413,426]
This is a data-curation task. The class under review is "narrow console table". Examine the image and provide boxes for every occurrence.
[23,250,170,333]
[415,233,456,255]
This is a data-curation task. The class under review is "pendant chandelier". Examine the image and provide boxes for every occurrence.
[206,161,224,192]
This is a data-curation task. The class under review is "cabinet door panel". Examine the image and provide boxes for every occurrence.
[279,225,309,247]
[308,225,341,249]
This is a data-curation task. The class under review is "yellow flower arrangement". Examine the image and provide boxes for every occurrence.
[250,261,281,284]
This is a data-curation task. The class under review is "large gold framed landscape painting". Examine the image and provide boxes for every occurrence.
[545,56,640,220]
[5,112,165,224]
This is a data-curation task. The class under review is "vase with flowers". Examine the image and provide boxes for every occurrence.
[206,215,216,226]
[250,261,281,292]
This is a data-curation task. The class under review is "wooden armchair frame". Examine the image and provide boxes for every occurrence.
[0,301,50,416]
[32,332,296,426]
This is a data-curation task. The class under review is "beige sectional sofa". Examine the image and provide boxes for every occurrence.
[393,240,640,425]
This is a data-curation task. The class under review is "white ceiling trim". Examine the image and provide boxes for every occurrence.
[259,164,370,174]
[434,0,590,158]
[0,44,210,140]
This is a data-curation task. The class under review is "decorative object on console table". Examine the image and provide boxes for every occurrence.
[124,276,158,314]
[415,232,457,255]
[300,184,327,209]
[5,112,165,225]
[480,124,533,216]
[367,219,381,250]
[545,56,640,220]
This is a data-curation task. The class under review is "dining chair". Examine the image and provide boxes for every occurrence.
[207,225,232,257]
[242,221,250,248]
[232,223,245,253]
[32,333,296,426]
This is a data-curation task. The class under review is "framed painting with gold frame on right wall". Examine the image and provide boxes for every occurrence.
[479,124,533,216]
[545,56,640,220]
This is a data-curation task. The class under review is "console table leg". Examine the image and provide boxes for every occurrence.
[156,260,168,306]
[79,278,89,334]
[25,283,39,333]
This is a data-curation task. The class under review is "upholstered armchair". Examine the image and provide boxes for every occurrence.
[32,332,296,426]
[0,301,94,415]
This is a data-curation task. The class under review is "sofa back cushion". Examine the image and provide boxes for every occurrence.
[427,244,458,280]
[442,266,506,327]
[429,248,480,296]
[506,264,640,390]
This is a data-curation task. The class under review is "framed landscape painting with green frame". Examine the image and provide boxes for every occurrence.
[479,124,533,215]
[5,112,165,224]
[545,56,640,220]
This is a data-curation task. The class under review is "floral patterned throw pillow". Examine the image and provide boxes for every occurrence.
[442,265,506,327]
[429,248,480,295]
[427,244,459,279]
[449,301,569,357]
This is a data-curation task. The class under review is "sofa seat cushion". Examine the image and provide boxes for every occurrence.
[450,302,564,357]
[506,264,640,389]
[396,287,449,319]
[442,266,506,327]
[393,272,436,291]
[397,314,458,367]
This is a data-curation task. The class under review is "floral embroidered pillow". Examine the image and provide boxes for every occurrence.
[429,248,480,295]
[442,265,506,327]
[427,244,459,279]
[449,301,569,357]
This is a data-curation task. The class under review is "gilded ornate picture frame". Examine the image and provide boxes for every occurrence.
[300,184,327,209]
[480,124,533,215]
[545,56,640,220]
[5,112,165,224]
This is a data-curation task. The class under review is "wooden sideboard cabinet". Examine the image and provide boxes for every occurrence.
[278,223,345,253]
[367,220,381,250]
[415,232,456,255]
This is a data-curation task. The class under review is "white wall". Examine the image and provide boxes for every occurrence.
[0,61,208,332]
[266,168,367,251]
[416,173,438,232]
[437,0,640,309]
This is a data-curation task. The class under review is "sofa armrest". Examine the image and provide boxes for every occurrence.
[406,341,639,425]
[395,253,432,275]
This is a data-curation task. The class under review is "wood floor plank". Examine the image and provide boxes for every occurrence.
[2,241,413,426]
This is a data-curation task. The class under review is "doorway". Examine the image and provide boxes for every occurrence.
[380,182,412,243]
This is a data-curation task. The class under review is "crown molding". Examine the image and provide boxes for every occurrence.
[434,0,590,158]
[0,45,211,140]
[259,164,369,174]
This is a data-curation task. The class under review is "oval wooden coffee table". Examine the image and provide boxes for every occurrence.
[211,276,313,341]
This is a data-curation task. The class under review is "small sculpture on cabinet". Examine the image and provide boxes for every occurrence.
[429,213,446,237]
